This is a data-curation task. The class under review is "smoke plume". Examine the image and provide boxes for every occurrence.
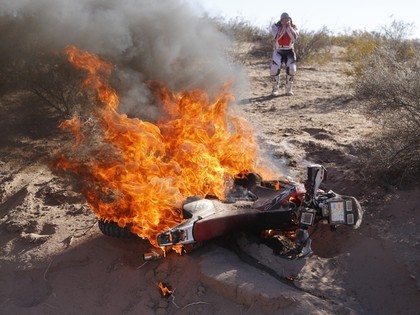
[0,0,246,120]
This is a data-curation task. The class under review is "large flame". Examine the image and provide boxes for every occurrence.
[55,45,268,247]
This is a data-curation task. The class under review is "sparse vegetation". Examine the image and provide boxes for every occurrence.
[294,27,333,64]
[339,30,381,77]
[213,16,269,43]
[351,31,420,186]
[17,52,92,117]
[0,15,98,119]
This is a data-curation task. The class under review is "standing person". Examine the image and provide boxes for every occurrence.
[270,12,299,96]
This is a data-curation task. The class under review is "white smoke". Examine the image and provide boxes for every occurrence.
[0,0,247,120]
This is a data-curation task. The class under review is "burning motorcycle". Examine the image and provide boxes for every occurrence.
[99,164,363,259]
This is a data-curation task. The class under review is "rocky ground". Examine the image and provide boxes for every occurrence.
[0,46,419,315]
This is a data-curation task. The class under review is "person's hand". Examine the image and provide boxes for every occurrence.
[280,19,290,26]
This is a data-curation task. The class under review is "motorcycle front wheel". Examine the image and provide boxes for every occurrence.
[98,219,135,238]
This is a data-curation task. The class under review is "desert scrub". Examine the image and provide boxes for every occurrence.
[352,31,420,186]
[340,31,381,77]
[0,14,94,118]
[294,27,333,64]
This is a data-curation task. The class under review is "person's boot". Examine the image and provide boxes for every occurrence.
[285,74,294,96]
[271,76,280,96]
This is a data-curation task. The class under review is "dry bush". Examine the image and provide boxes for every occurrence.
[341,20,417,77]
[352,30,420,186]
[213,16,269,43]
[18,53,93,117]
[294,27,333,64]
[339,31,381,77]
[0,15,94,119]
[339,31,380,62]
[211,16,273,64]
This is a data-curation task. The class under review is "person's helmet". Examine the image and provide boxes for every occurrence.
[280,12,291,21]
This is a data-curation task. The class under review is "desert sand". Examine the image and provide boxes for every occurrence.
[0,45,419,315]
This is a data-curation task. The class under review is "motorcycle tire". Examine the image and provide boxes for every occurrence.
[98,219,135,238]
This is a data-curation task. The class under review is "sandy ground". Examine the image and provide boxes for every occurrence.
[0,46,419,315]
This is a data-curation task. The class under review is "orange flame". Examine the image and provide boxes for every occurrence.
[158,282,173,297]
[55,45,271,247]
[59,115,83,146]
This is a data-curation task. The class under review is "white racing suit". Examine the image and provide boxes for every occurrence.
[270,22,299,96]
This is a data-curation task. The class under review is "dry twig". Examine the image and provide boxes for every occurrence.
[170,288,209,309]
[44,257,55,281]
